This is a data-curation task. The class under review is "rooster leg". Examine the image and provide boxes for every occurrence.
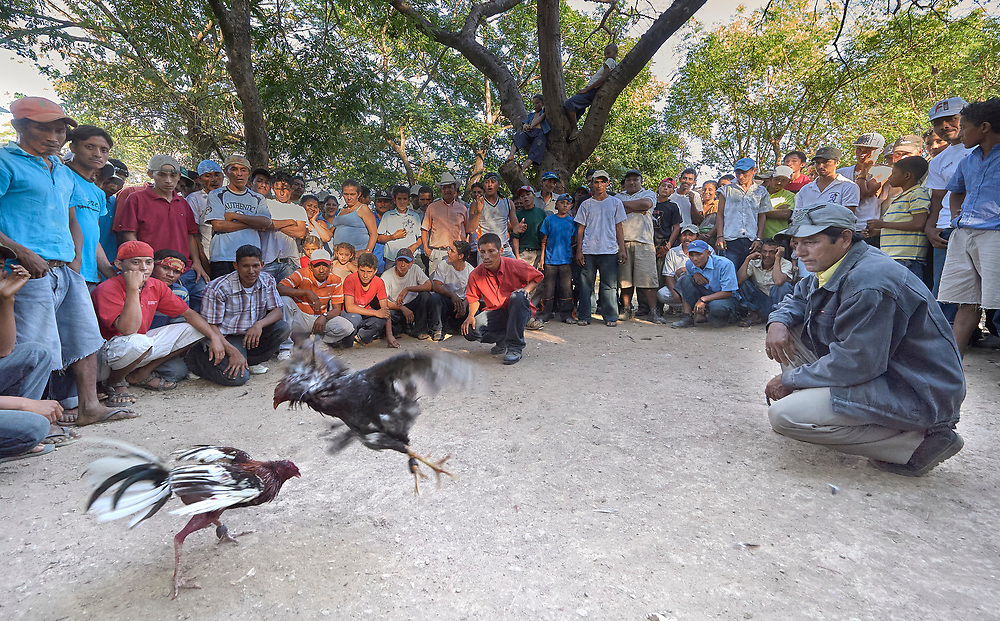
[407,449,453,487]
[409,456,429,496]
[172,513,218,599]
[214,520,255,544]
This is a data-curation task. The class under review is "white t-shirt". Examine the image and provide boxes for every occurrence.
[585,58,618,89]
[381,264,429,305]
[837,165,887,231]
[187,190,213,258]
[377,209,424,261]
[261,199,308,262]
[794,175,861,211]
[478,197,513,246]
[661,246,688,277]
[925,143,973,228]
[431,260,473,295]
[575,195,627,255]
[619,188,658,244]
[670,191,703,227]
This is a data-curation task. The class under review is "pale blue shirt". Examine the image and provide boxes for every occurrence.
[718,182,770,241]
[947,144,1000,230]
[68,169,108,282]
[685,253,741,300]
[0,141,76,262]
[575,195,626,255]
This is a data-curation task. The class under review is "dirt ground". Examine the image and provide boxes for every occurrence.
[2,320,998,621]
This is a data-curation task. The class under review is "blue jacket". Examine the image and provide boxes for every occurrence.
[768,242,965,431]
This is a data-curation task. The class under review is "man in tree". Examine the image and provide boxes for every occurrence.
[206,154,271,279]
[617,170,664,323]
[564,44,619,142]
[714,158,769,270]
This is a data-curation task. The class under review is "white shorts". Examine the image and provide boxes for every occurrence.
[97,323,205,381]
[937,228,1000,309]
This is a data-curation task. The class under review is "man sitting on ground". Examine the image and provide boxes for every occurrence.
[428,240,474,340]
[657,224,698,313]
[736,238,794,326]
[381,248,432,340]
[765,203,965,477]
[277,249,354,348]
[670,239,740,328]
[462,233,543,365]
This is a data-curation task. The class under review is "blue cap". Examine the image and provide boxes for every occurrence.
[541,171,559,181]
[556,193,573,203]
[734,157,756,172]
[687,239,712,254]
[197,159,223,175]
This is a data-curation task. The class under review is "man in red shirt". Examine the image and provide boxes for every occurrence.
[277,249,354,347]
[91,241,230,404]
[462,232,543,364]
[341,252,399,348]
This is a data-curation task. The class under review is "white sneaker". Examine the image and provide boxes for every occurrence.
[249,364,269,374]
[186,371,200,380]
[277,350,291,361]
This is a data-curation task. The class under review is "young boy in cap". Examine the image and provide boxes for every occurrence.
[380,247,432,340]
[863,156,931,278]
[761,165,796,240]
[537,193,578,323]
[276,249,355,347]
[342,252,398,348]
[205,154,271,279]
[670,239,740,328]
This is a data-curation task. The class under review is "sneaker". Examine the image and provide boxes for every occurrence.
[502,350,523,365]
[605,320,618,327]
[431,331,445,342]
[186,371,201,381]
[277,350,292,361]
[671,315,695,328]
[249,364,269,374]
[526,318,545,330]
[649,311,668,325]
[870,429,964,477]
[562,316,577,325]
[490,343,506,355]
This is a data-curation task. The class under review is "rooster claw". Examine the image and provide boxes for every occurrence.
[172,576,201,599]
[215,523,255,544]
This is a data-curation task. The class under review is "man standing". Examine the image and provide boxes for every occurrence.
[794,147,861,213]
[617,169,663,323]
[206,154,271,279]
[765,204,965,477]
[462,233,543,365]
[187,159,224,266]
[421,172,470,275]
[535,172,559,214]
[251,168,272,198]
[260,170,307,284]
[714,157,770,270]
[782,151,811,193]
[652,179,682,287]
[378,185,425,266]
[838,133,889,243]
[574,170,627,326]
[670,168,703,227]
[924,96,971,324]
[0,96,131,426]
[474,172,520,258]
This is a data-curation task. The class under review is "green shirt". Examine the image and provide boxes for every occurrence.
[762,189,796,240]
[514,206,547,250]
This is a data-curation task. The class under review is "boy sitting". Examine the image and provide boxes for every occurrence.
[342,252,398,348]
[428,240,474,340]
[277,249,354,347]
[380,248,432,340]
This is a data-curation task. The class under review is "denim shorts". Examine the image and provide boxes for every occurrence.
[13,265,105,371]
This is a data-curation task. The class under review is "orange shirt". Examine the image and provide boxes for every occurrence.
[279,266,344,315]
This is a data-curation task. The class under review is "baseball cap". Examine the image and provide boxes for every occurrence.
[250,167,271,179]
[179,167,195,182]
[309,249,332,265]
[116,240,155,261]
[591,170,610,181]
[556,193,573,203]
[892,134,923,152]
[516,185,535,196]
[394,247,415,262]
[754,170,773,181]
[541,171,559,181]
[734,157,756,171]
[687,239,713,254]
[812,146,843,161]
[147,154,181,172]
[622,169,642,180]
[680,224,700,235]
[777,203,857,238]
[483,172,500,181]
[0,241,16,260]
[409,184,423,196]
[929,97,968,121]
[223,154,251,170]
[772,165,794,179]
[854,132,886,148]
[9,97,77,127]
[373,188,391,201]
[197,159,223,175]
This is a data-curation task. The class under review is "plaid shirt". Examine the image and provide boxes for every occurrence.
[201,271,283,335]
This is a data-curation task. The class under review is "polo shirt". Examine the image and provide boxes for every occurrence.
[205,186,270,262]
[619,188,658,244]
[661,246,689,277]
[746,257,794,294]
[114,186,199,267]
[794,175,861,211]
[0,141,76,262]
[947,143,1000,230]
[377,208,424,261]
[926,143,972,228]
[466,256,542,311]
[575,195,627,255]
[261,199,307,262]
[717,182,770,241]
[342,273,387,309]
[880,185,931,261]
[69,168,108,282]
[538,213,577,265]
[279,266,344,315]
[421,199,468,248]
[784,174,812,193]
[684,253,740,300]
[514,206,546,250]
[92,275,189,339]
[381,264,429,305]
[534,192,557,215]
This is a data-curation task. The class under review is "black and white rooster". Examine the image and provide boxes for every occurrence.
[273,342,477,494]
[84,442,299,598]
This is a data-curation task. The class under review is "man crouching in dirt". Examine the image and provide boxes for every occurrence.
[763,203,966,477]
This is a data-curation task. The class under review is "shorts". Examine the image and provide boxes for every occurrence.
[937,228,1000,309]
[619,241,658,289]
[97,323,205,381]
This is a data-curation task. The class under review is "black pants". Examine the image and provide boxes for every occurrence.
[428,292,469,333]
[185,320,291,386]
[389,291,430,336]
[540,263,573,320]
[210,261,236,280]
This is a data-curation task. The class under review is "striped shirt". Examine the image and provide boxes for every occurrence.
[880,185,930,261]
[279,266,344,315]
[201,271,283,335]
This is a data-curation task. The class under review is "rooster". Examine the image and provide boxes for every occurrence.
[84,442,300,598]
[273,341,477,494]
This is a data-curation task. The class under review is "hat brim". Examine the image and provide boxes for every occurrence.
[395,256,415,262]
[23,112,78,127]
[310,259,332,265]
[775,224,828,239]
[0,245,16,260]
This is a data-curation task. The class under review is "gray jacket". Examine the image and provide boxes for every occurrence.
[768,242,965,431]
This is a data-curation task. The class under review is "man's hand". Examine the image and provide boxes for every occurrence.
[207,337,227,365]
[655,245,667,258]
[461,314,475,335]
[303,290,322,313]
[395,291,409,307]
[21,399,63,423]
[224,348,249,379]
[312,315,328,335]
[0,265,31,299]
[692,273,709,286]
[765,374,794,403]
[925,223,948,249]
[194,264,210,283]
[765,322,797,366]
[674,266,687,277]
[243,323,263,349]
[750,239,763,252]
[392,228,406,240]
[454,296,468,317]
[618,248,627,264]
[716,238,727,252]
[514,219,527,234]
[745,251,761,264]
[693,298,707,315]
[775,246,785,259]
[374,307,390,320]
[401,306,415,324]
[575,251,585,267]
[122,269,145,291]
[14,248,49,279]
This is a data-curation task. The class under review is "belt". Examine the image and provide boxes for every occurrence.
[430,246,450,251]
[47,260,67,268]
[270,258,295,264]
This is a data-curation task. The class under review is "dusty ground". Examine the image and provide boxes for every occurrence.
[2,320,998,621]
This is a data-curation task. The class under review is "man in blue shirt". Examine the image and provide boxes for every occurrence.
[938,97,1000,355]
[670,239,739,328]
[0,96,136,426]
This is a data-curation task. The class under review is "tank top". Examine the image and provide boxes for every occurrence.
[332,205,372,252]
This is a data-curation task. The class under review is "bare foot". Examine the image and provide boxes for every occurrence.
[57,408,78,425]
[74,402,140,426]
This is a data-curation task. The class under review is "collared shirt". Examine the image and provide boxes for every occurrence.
[92,275,189,339]
[747,257,794,294]
[466,256,543,311]
[661,245,688,277]
[422,199,468,248]
[261,199,307,262]
[378,208,424,261]
[618,187,658,244]
[718,182,770,241]
[205,186,270,262]
[0,141,76,262]
[114,186,199,267]
[201,271,283,335]
[794,175,861,211]
[837,164,890,230]
[947,143,1000,230]
[881,185,931,261]
[68,168,108,282]
[684,253,740,299]
[575,195,627,255]
[534,191,558,215]
[926,143,972,228]
[279,266,343,315]
[816,255,846,288]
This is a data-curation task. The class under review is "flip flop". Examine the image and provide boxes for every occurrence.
[73,407,140,427]
[132,375,177,391]
[42,426,82,447]
[0,444,55,464]
[101,381,137,404]
[57,408,78,425]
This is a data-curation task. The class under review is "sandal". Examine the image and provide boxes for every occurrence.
[133,375,177,391]
[42,425,82,447]
[102,381,137,404]
[73,407,140,427]
[0,443,54,463]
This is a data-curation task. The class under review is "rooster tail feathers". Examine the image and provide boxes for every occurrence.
[365,352,480,399]
[84,439,172,527]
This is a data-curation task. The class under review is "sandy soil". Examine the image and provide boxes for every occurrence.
[2,320,998,621]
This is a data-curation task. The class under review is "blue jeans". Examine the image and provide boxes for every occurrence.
[738,280,794,320]
[262,259,297,284]
[184,321,290,386]
[0,343,54,458]
[340,312,387,347]
[723,238,754,272]
[895,259,926,280]
[179,269,209,314]
[463,291,531,353]
[932,228,957,324]
[579,254,619,323]
[675,275,737,324]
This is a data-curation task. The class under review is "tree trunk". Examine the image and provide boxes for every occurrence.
[206,0,269,168]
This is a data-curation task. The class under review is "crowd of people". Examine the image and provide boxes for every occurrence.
[0,92,997,477]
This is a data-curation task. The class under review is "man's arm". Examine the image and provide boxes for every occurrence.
[187,235,209,282]
[667,223,680,249]
[949,191,965,221]
[575,223,587,265]
[68,205,83,273]
[96,244,116,280]
[0,265,30,356]
[714,195,726,249]
[271,218,307,239]
[737,253,755,284]
[925,189,948,248]
[771,250,789,287]
[620,197,654,213]
[112,271,146,335]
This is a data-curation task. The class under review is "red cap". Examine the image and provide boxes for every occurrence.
[9,97,78,127]
[116,240,155,261]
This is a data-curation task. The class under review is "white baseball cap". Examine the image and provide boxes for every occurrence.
[929,97,968,121]
[854,132,886,149]
[772,165,794,179]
